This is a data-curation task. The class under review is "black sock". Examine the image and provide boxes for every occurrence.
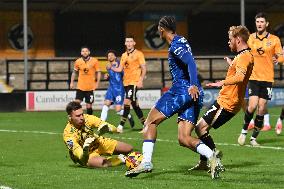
[243,109,254,130]
[252,114,264,138]
[280,108,284,121]
[199,133,216,161]
[120,105,130,126]
[131,101,145,124]
[86,108,93,115]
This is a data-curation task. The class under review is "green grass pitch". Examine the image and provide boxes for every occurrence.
[0,107,284,189]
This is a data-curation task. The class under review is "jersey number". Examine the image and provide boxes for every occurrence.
[257,47,265,55]
[267,87,273,99]
[204,105,217,116]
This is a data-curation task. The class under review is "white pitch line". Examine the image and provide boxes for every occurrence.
[0,186,13,189]
[0,129,284,151]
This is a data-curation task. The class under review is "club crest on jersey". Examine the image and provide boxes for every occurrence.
[178,37,187,43]
[266,41,272,47]
[66,139,74,149]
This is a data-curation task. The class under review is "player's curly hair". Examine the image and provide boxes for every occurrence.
[228,25,250,43]
[158,16,176,33]
[106,49,117,57]
[66,101,82,115]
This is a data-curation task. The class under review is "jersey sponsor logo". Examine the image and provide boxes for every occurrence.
[83,68,89,73]
[66,139,74,149]
[256,47,265,55]
[173,47,184,55]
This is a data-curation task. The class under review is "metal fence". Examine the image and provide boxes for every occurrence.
[5,57,284,91]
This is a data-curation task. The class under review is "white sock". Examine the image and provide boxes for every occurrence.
[100,105,109,121]
[277,118,282,124]
[250,136,256,141]
[264,113,270,126]
[141,140,155,163]
[128,113,132,119]
[117,109,124,116]
[196,142,213,159]
[241,129,248,135]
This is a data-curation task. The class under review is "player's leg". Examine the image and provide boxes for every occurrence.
[243,87,255,130]
[125,107,166,177]
[191,102,234,171]
[250,98,267,146]
[178,120,221,179]
[263,108,271,130]
[131,86,146,125]
[238,96,258,145]
[250,82,272,145]
[261,83,273,131]
[75,89,84,104]
[125,91,177,177]
[115,89,135,128]
[100,88,113,121]
[100,100,112,121]
[87,156,113,168]
[117,86,132,132]
[85,91,94,115]
[238,80,259,145]
[113,141,133,154]
[275,107,284,135]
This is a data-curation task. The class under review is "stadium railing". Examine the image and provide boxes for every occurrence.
[4,57,284,91]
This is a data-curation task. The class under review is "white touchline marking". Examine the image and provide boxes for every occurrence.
[0,186,13,189]
[0,129,283,151]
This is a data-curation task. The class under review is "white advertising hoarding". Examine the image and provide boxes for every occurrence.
[26,90,161,111]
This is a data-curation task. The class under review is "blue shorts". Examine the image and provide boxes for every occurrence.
[105,87,125,105]
[244,86,249,99]
[155,89,203,124]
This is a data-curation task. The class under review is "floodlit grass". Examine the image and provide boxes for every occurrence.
[0,108,284,189]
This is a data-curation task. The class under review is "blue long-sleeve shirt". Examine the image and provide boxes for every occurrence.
[168,35,202,94]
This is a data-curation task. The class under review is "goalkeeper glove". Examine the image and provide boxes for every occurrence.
[97,124,111,136]
[83,137,96,151]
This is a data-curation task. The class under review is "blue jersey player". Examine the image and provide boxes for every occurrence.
[100,50,134,127]
[125,16,221,179]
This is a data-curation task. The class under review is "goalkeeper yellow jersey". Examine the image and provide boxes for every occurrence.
[63,114,117,164]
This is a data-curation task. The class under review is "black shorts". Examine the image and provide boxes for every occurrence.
[248,80,273,100]
[124,85,138,101]
[202,101,235,129]
[75,89,94,103]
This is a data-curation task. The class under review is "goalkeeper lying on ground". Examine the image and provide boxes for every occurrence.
[63,101,133,168]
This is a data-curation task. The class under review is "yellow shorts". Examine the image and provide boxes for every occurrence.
[89,136,118,158]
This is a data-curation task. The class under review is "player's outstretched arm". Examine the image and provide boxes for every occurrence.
[95,71,101,89]
[224,57,233,66]
[111,63,123,72]
[70,70,78,89]
[137,64,146,88]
